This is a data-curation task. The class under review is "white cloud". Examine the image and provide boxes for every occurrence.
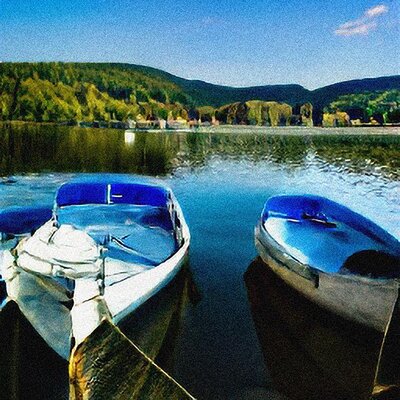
[335,21,377,36]
[364,4,389,17]
[334,4,389,36]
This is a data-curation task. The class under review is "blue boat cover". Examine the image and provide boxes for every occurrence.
[0,206,52,235]
[55,177,177,266]
[262,195,400,276]
[56,204,177,266]
[263,195,400,249]
[56,182,169,208]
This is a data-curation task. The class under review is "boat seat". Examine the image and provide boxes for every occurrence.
[341,250,400,278]
[56,204,173,231]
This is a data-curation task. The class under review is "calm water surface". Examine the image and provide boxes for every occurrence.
[0,123,399,399]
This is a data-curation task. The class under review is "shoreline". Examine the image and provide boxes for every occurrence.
[190,125,400,135]
[1,121,399,136]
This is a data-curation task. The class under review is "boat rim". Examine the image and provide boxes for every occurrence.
[256,221,400,286]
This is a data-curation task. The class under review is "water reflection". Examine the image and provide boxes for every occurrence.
[0,123,399,399]
[124,130,136,145]
[0,124,398,182]
[0,124,177,175]
[244,258,385,400]
[0,301,69,400]
[119,265,200,373]
[180,132,309,170]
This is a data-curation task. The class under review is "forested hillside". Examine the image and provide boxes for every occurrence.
[325,90,400,124]
[0,62,192,122]
[0,62,399,126]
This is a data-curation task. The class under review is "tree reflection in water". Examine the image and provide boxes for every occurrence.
[0,124,398,183]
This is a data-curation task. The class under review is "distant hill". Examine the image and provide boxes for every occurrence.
[312,76,400,108]
[159,77,311,107]
[107,63,310,107]
[0,62,399,125]
[88,63,400,108]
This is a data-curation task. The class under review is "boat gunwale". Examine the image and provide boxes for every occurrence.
[109,192,190,323]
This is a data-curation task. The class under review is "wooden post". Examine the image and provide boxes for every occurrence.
[373,286,400,398]
[69,319,195,400]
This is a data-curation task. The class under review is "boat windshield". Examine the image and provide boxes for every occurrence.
[56,182,169,208]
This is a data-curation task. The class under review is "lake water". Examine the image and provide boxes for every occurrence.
[0,123,399,399]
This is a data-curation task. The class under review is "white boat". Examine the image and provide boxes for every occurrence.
[0,175,190,359]
[255,195,400,333]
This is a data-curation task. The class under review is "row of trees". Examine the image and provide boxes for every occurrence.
[0,76,190,123]
[214,101,293,126]
[324,90,400,124]
[0,71,304,126]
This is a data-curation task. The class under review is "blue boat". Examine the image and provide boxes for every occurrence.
[0,206,52,236]
[255,195,400,332]
[0,175,190,359]
[0,206,53,305]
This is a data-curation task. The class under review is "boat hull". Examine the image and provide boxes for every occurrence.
[2,268,73,359]
[2,245,189,359]
[255,223,399,333]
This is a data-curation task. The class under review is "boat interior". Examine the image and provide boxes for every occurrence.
[55,182,180,285]
[0,181,181,294]
[263,195,400,277]
[0,180,185,359]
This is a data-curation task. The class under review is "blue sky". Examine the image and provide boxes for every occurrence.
[1,0,399,88]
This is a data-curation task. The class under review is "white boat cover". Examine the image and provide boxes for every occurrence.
[12,204,178,285]
[16,220,102,279]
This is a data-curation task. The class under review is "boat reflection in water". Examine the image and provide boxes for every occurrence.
[124,130,136,145]
[0,265,199,400]
[0,300,69,400]
[118,264,201,374]
[244,258,400,400]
